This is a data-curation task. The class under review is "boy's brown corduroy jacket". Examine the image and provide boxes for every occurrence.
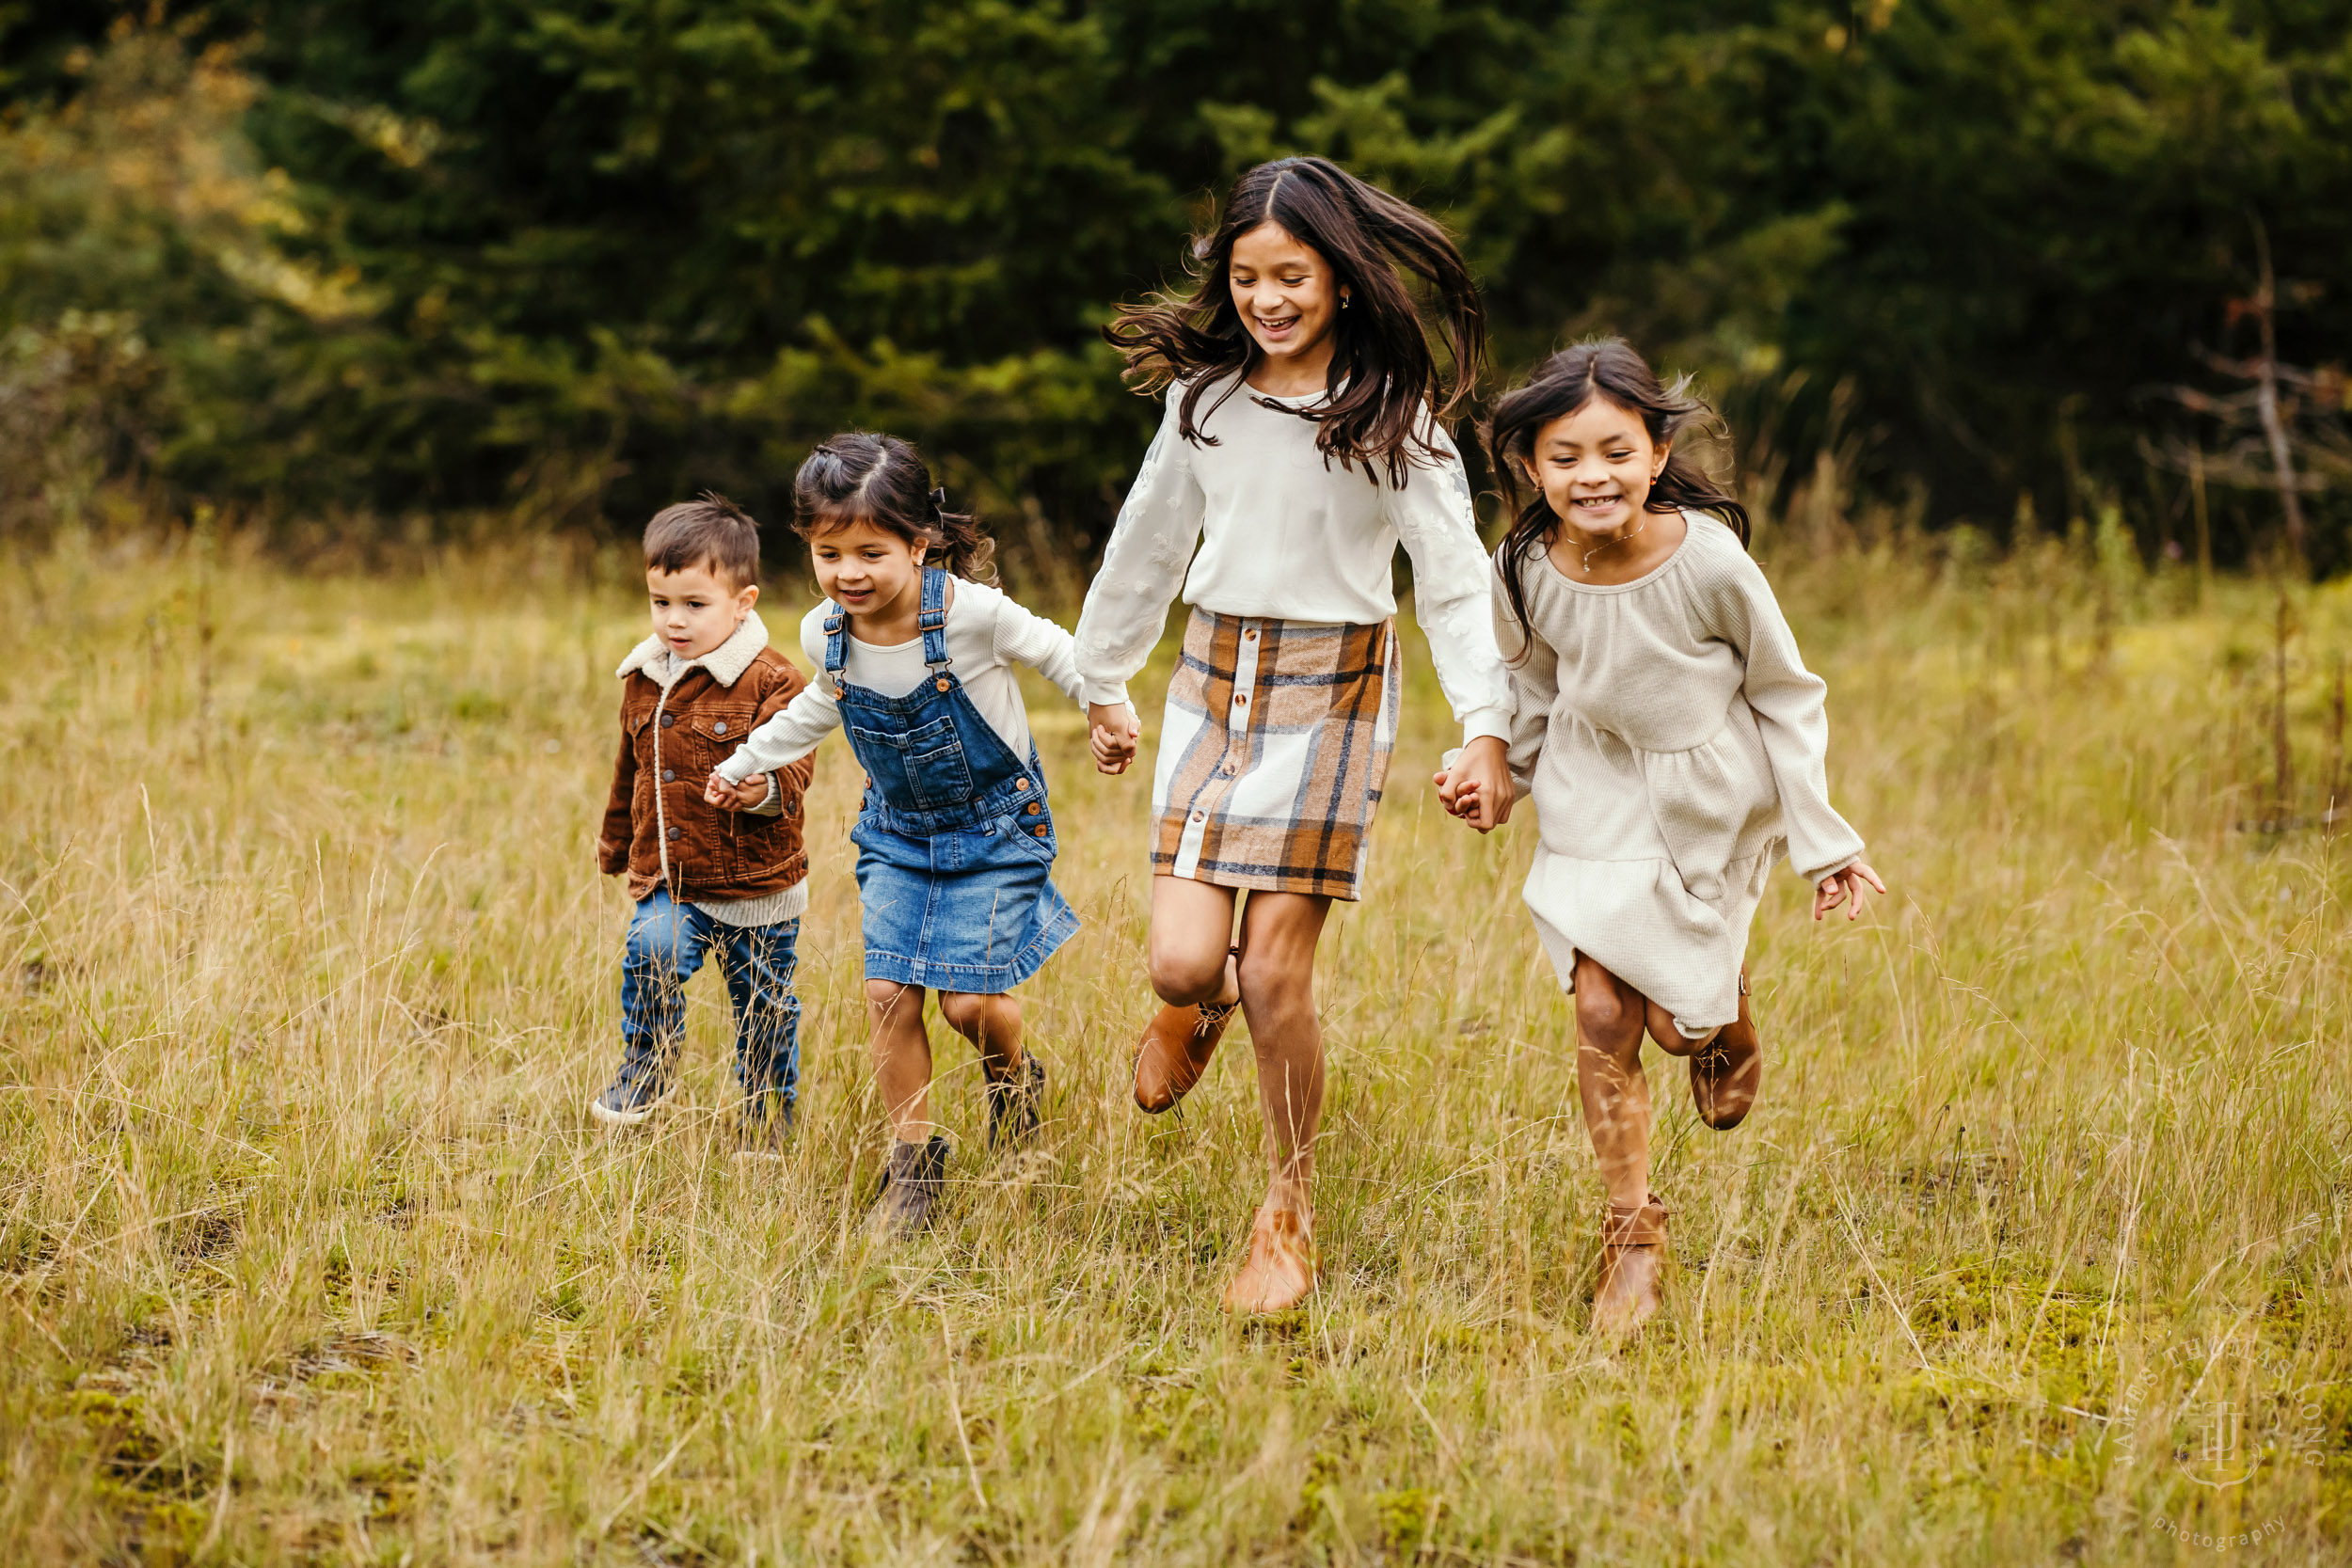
[597,613,816,903]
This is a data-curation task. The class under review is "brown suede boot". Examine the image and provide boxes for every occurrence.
[1132,948,1240,1114]
[1690,968,1761,1131]
[1221,1204,1315,1314]
[1592,1194,1669,1335]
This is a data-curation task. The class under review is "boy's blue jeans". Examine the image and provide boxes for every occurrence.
[622,889,803,1102]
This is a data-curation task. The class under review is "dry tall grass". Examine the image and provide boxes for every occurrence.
[1,519,2346,1565]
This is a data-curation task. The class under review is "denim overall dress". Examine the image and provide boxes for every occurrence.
[830,567,1079,993]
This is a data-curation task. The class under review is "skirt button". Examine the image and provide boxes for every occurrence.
[1191,811,1205,823]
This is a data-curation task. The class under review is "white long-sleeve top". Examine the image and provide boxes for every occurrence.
[715,578,1084,783]
[1074,376,1515,746]
[1499,512,1865,1035]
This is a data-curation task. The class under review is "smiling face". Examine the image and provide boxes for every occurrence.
[1228,221,1347,382]
[807,515,926,630]
[646,560,758,662]
[1523,395,1671,537]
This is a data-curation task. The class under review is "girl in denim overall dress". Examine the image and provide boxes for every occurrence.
[708,434,1109,1237]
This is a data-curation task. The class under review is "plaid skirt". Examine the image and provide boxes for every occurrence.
[1150,610,1400,900]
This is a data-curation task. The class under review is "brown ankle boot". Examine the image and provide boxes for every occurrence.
[1690,968,1761,1131]
[1592,1194,1668,1334]
[1132,949,1240,1114]
[1221,1204,1315,1314]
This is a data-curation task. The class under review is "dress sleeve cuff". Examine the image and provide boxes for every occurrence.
[1080,678,1132,709]
[1458,709,1513,747]
[1796,847,1865,886]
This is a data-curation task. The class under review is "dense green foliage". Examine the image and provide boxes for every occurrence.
[5,2,2350,568]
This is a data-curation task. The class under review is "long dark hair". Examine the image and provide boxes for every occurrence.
[1104,155,1486,486]
[1486,339,1751,650]
[790,432,996,584]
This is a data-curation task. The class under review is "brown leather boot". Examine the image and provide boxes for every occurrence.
[1591,1194,1668,1335]
[1132,949,1240,1114]
[1690,968,1761,1131]
[1221,1204,1315,1314]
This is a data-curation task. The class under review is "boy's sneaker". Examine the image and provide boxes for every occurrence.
[869,1134,951,1239]
[985,1052,1047,1151]
[736,1091,795,1158]
[590,1037,675,1126]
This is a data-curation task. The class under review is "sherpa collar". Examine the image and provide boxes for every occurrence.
[615,610,771,689]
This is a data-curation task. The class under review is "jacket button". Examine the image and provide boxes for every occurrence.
[662,769,675,783]
[666,826,681,840]
[660,714,675,728]
[1015,778,1029,790]
[713,720,727,735]
[1026,801,1041,815]
[1032,827,1049,839]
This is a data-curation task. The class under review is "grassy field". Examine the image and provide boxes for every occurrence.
[1,520,2347,1565]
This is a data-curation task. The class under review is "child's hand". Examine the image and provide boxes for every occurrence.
[704,768,767,811]
[1435,736,1513,833]
[1089,702,1140,776]
[1813,860,1886,921]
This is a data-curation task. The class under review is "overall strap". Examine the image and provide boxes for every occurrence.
[918,566,951,673]
[821,601,849,689]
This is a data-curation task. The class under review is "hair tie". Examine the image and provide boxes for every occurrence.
[929,486,948,517]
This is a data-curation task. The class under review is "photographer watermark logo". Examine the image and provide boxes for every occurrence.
[2114,1327,2322,1549]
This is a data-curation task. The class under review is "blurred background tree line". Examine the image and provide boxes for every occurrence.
[4,0,2349,576]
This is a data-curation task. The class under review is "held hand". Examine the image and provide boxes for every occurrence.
[704,768,765,811]
[1437,736,1513,833]
[1813,860,1886,921]
[1089,701,1141,776]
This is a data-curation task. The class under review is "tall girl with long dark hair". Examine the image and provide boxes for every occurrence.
[1440,339,1883,1332]
[1074,156,1515,1313]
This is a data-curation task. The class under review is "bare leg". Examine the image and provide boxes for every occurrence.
[1235,891,1333,1219]
[1573,956,1652,1210]
[938,990,1024,1075]
[1147,875,1241,1007]
[1645,997,1719,1057]
[866,979,934,1143]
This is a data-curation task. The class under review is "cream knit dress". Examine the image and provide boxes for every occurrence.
[1498,512,1864,1037]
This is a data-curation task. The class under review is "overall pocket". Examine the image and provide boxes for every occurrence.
[850,715,974,815]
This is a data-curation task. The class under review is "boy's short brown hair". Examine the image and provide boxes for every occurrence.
[644,493,759,588]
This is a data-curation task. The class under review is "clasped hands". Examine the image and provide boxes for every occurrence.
[703,770,770,811]
[1433,735,1514,832]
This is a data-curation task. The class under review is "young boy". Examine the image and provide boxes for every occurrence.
[594,494,818,1152]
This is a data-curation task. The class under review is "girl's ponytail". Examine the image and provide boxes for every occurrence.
[922,484,995,584]
[1485,339,1750,656]
[792,434,997,584]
